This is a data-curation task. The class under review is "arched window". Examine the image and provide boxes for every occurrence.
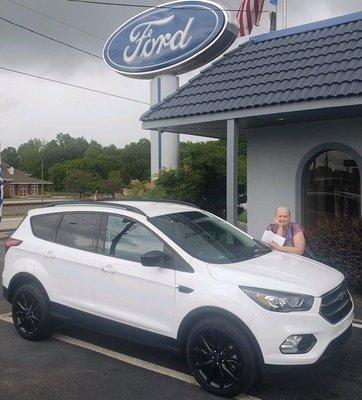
[304,150,360,231]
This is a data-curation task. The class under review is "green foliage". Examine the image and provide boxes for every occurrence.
[6,135,248,216]
[308,217,362,292]
[1,147,19,168]
[48,163,68,192]
[66,170,100,196]
[121,139,150,181]
[102,171,125,198]
[18,138,43,178]
[126,139,247,217]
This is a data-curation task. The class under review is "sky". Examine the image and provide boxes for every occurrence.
[0,0,361,150]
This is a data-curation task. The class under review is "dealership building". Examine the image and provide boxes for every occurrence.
[141,12,362,238]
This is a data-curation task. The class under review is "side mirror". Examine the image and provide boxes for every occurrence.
[141,250,171,267]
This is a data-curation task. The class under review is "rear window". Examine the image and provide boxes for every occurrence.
[56,212,101,252]
[31,213,63,242]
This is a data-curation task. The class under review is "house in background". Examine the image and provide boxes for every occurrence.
[1,161,53,198]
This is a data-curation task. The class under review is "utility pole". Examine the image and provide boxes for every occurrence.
[66,164,69,198]
[41,152,44,203]
[40,140,47,204]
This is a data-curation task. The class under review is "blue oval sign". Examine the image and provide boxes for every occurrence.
[103,0,238,79]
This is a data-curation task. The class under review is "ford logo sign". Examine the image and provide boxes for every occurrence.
[103,0,238,79]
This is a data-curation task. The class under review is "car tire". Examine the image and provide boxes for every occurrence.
[186,316,258,398]
[12,283,54,341]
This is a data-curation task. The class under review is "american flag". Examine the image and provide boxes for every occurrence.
[237,0,266,37]
[0,164,3,222]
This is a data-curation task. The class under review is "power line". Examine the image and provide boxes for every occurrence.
[66,0,270,13]
[0,66,150,105]
[5,0,106,41]
[0,16,102,60]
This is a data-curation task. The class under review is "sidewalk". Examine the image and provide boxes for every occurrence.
[4,197,69,205]
[0,217,23,238]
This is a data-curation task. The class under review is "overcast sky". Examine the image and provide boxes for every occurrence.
[1,0,361,150]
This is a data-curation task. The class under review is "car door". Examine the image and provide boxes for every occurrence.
[46,211,100,316]
[94,213,176,338]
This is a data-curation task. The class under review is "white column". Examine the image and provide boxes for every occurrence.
[150,75,179,178]
[227,119,239,226]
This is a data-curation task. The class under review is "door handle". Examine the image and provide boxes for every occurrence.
[101,265,116,274]
[44,251,55,259]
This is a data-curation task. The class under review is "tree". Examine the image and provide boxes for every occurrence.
[56,133,89,161]
[48,163,68,192]
[103,171,124,198]
[42,140,63,175]
[1,147,19,168]
[121,139,150,181]
[18,139,42,178]
[126,139,248,217]
[66,170,100,197]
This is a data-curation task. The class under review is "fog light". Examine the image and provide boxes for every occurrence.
[280,334,317,354]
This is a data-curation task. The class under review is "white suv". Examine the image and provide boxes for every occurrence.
[2,201,354,397]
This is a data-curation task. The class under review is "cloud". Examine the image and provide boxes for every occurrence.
[1,0,361,149]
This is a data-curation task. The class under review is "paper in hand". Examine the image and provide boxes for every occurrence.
[261,230,285,246]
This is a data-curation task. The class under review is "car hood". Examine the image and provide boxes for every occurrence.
[207,251,344,297]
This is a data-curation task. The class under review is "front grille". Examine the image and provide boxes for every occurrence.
[320,281,352,324]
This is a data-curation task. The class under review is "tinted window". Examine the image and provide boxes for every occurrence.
[305,150,360,231]
[104,215,166,263]
[56,212,101,252]
[149,211,270,264]
[31,213,63,241]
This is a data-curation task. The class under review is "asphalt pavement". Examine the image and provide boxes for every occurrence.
[0,240,361,400]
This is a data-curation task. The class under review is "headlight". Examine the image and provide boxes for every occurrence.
[240,286,314,312]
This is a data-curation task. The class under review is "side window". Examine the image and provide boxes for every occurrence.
[56,212,101,252]
[104,215,168,264]
[31,213,63,242]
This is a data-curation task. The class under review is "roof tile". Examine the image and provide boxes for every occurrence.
[142,13,362,122]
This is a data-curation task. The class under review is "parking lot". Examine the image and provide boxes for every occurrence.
[0,239,361,400]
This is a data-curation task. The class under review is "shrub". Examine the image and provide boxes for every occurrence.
[307,217,362,293]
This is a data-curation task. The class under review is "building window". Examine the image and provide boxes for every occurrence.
[31,185,39,195]
[19,186,27,197]
[9,185,15,196]
[304,150,360,231]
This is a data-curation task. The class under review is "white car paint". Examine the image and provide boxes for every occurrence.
[2,201,354,367]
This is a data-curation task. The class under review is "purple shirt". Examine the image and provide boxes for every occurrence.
[266,222,303,247]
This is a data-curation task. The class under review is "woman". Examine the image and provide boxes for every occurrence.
[266,206,305,255]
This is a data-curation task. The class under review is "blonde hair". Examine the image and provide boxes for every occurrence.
[275,206,291,217]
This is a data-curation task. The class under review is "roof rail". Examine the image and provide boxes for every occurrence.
[45,200,147,217]
[122,199,200,209]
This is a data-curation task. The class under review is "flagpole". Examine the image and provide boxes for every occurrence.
[283,0,288,28]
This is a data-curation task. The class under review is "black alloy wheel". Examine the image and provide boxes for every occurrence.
[191,328,243,389]
[12,284,54,341]
[13,291,42,335]
[186,316,258,397]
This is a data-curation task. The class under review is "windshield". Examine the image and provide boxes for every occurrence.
[149,211,271,264]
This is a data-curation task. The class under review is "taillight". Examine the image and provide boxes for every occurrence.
[5,238,23,253]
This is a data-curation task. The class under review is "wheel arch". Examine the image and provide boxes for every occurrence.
[176,306,264,365]
[7,273,50,303]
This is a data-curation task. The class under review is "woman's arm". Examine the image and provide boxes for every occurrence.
[269,231,306,255]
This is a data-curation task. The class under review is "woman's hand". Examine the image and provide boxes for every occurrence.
[269,240,283,251]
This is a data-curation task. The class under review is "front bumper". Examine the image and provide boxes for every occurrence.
[248,297,354,365]
[262,324,352,373]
